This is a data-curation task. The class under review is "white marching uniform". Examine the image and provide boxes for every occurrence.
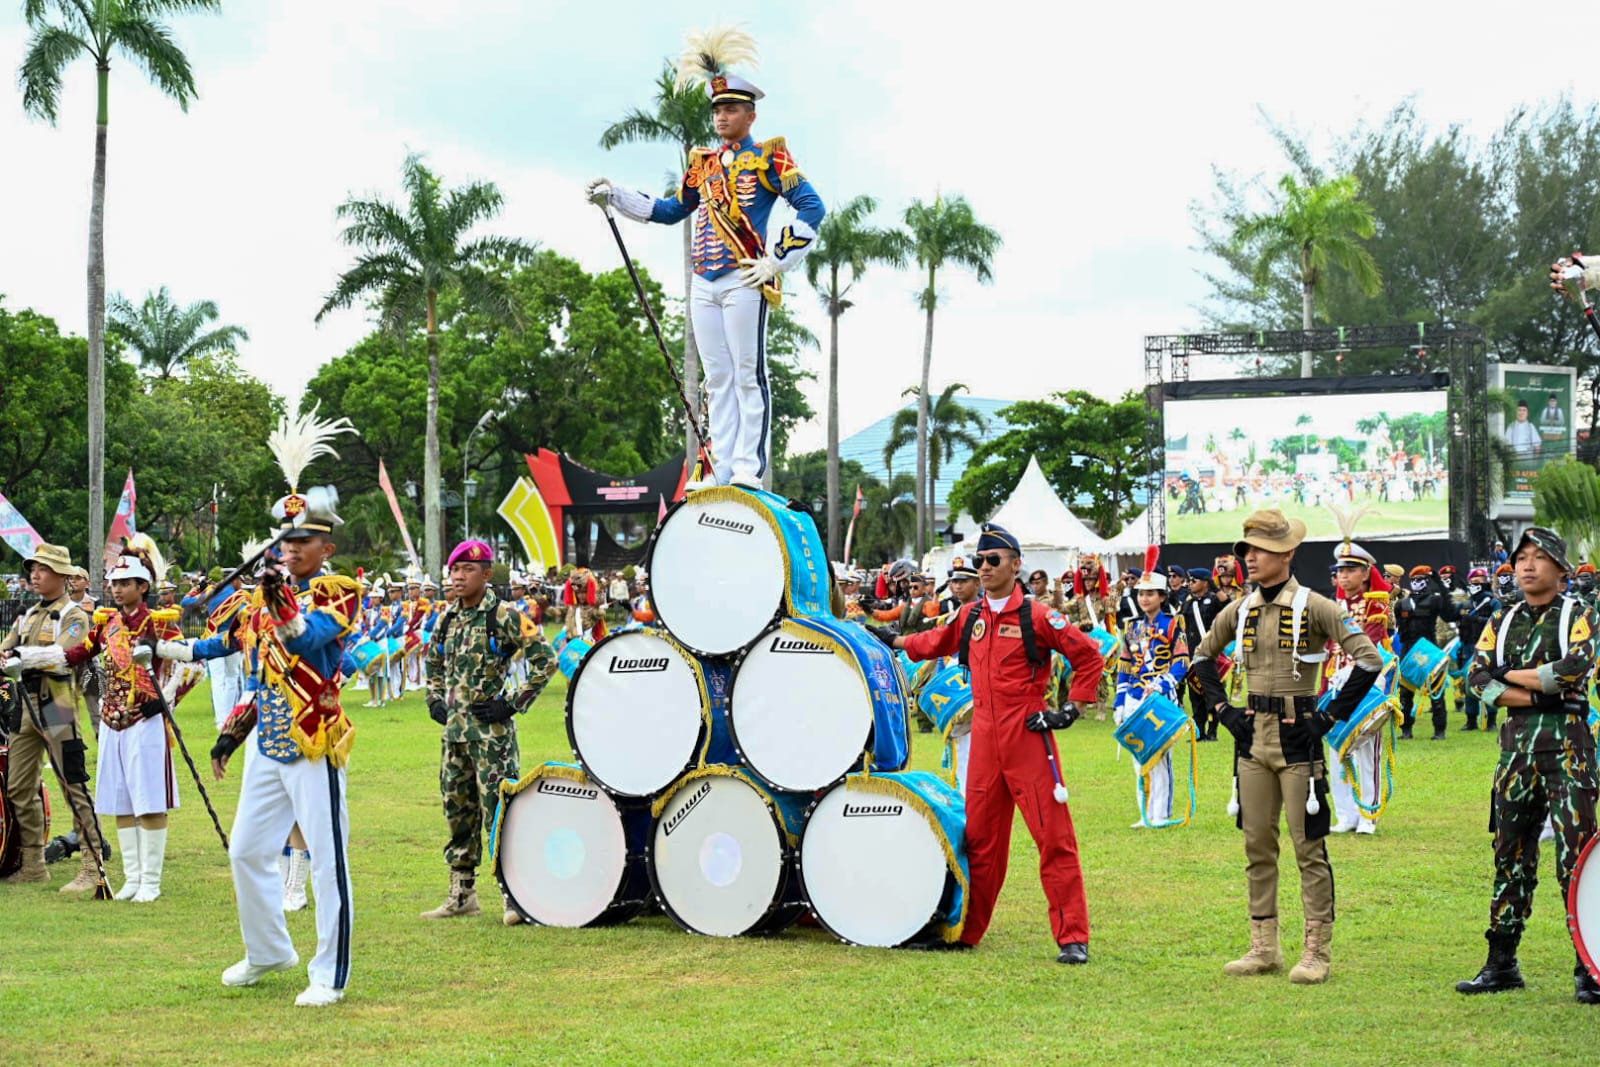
[1330,735,1379,833]
[208,652,245,731]
[95,715,179,818]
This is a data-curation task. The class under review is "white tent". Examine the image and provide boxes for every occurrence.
[1099,510,1153,575]
[923,456,1112,579]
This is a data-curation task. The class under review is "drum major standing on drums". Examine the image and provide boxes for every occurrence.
[891,523,1105,964]
[422,540,556,927]
[1457,527,1600,1004]
[1189,510,1382,985]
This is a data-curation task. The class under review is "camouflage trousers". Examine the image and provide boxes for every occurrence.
[1489,742,1599,938]
[440,729,519,872]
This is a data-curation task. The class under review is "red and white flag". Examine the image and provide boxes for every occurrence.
[377,458,420,569]
[103,469,138,572]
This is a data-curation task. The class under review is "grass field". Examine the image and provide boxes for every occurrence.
[1,649,1592,1066]
[1168,497,1448,545]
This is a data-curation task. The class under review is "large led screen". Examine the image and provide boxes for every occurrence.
[1163,390,1449,543]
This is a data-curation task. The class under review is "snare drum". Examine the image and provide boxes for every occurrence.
[1399,638,1451,697]
[648,766,808,937]
[350,637,384,677]
[1114,692,1192,773]
[729,616,911,792]
[493,763,651,927]
[557,637,592,680]
[800,771,969,948]
[917,662,973,739]
[646,487,832,657]
[565,629,734,798]
[1087,627,1119,660]
[1324,687,1395,760]
[1572,835,1600,985]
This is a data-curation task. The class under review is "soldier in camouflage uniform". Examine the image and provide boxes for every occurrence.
[421,540,555,926]
[1459,526,1600,1004]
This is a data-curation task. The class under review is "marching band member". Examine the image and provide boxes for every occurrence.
[562,566,605,642]
[941,556,982,790]
[586,25,825,489]
[183,565,251,730]
[158,410,360,1008]
[1324,510,1392,836]
[63,535,188,902]
[422,541,555,926]
[1180,568,1223,741]
[1456,567,1501,732]
[1066,554,1117,717]
[1212,554,1245,605]
[1394,565,1459,741]
[891,524,1106,963]
[1190,510,1382,985]
[1115,551,1189,829]
[1458,527,1600,1004]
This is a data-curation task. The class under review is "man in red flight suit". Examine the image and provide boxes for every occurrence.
[892,523,1106,963]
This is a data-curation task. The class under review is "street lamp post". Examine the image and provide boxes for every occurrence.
[463,410,497,544]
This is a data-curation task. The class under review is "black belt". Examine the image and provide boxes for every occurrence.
[1247,694,1317,718]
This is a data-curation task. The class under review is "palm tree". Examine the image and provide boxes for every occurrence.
[107,286,248,379]
[1232,174,1383,377]
[804,194,909,558]
[317,153,536,576]
[600,65,717,466]
[20,0,220,592]
[903,195,1001,555]
[884,384,988,550]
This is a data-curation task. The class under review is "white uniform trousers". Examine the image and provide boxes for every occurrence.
[94,715,179,817]
[230,742,353,990]
[1137,751,1175,825]
[953,731,972,795]
[1330,734,1379,831]
[208,653,245,731]
[690,272,771,484]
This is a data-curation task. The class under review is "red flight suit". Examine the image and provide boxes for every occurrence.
[904,584,1105,947]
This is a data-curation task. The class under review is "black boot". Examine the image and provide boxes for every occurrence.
[1456,931,1525,994]
[1057,941,1089,965]
[1485,710,1497,729]
[1577,956,1600,1005]
[1431,707,1448,741]
[1400,725,1414,740]
[1460,717,1478,731]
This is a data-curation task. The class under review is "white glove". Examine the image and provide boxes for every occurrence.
[738,256,780,289]
[16,644,66,671]
[2,656,20,680]
[156,639,194,663]
[585,177,611,207]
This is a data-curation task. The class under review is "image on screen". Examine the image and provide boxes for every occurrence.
[1163,390,1449,544]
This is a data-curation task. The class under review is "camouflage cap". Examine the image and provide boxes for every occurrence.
[1514,526,1572,574]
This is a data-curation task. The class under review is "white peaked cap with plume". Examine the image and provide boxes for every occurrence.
[267,403,356,535]
[675,25,763,103]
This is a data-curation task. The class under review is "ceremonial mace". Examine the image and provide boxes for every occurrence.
[11,679,113,899]
[593,199,717,481]
[132,644,230,852]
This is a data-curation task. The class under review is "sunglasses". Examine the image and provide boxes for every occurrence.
[974,552,1007,569]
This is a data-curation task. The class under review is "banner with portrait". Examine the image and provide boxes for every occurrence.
[1493,364,1575,503]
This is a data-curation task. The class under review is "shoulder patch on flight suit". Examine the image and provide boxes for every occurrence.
[1047,611,1067,630]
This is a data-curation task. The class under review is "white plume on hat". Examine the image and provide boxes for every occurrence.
[675,25,759,92]
[107,532,166,585]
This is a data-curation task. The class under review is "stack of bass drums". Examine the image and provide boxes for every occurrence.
[492,486,972,947]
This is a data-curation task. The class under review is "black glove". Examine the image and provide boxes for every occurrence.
[259,556,290,610]
[210,734,240,763]
[470,697,517,725]
[1026,704,1079,732]
[138,699,164,720]
[428,699,449,725]
[1218,705,1254,751]
[865,625,898,650]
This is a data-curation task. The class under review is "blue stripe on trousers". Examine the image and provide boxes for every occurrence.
[325,760,353,990]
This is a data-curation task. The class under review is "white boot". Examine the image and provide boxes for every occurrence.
[284,849,310,912]
[132,828,167,903]
[114,827,142,901]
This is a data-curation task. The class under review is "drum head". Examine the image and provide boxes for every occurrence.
[652,774,788,937]
[731,627,873,791]
[801,783,949,947]
[568,631,706,797]
[1572,836,1600,981]
[649,494,786,656]
[499,776,631,928]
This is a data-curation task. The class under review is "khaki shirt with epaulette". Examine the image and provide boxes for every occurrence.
[1195,577,1381,698]
[1,594,90,706]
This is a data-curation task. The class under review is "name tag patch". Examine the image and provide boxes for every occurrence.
[999,624,1022,639]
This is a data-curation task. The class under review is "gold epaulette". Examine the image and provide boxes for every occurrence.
[150,608,182,624]
[93,607,116,625]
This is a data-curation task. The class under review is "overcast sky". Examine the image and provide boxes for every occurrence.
[0,1,1581,460]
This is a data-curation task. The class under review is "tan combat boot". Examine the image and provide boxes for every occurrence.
[1,846,49,885]
[1223,918,1284,976]
[58,843,102,895]
[1289,920,1333,984]
[419,869,480,919]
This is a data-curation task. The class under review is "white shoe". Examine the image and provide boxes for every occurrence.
[222,953,299,987]
[1330,820,1357,834]
[131,827,167,903]
[730,474,762,489]
[1355,822,1377,835]
[295,983,345,1007]
[114,827,142,901]
[1129,819,1149,829]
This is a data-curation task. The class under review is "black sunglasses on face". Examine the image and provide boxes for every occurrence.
[975,552,1006,569]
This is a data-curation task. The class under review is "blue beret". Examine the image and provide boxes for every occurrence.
[975,523,1020,554]
[1187,568,1211,580]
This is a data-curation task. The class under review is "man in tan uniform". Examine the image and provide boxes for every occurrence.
[1189,511,1383,984]
[0,543,104,892]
